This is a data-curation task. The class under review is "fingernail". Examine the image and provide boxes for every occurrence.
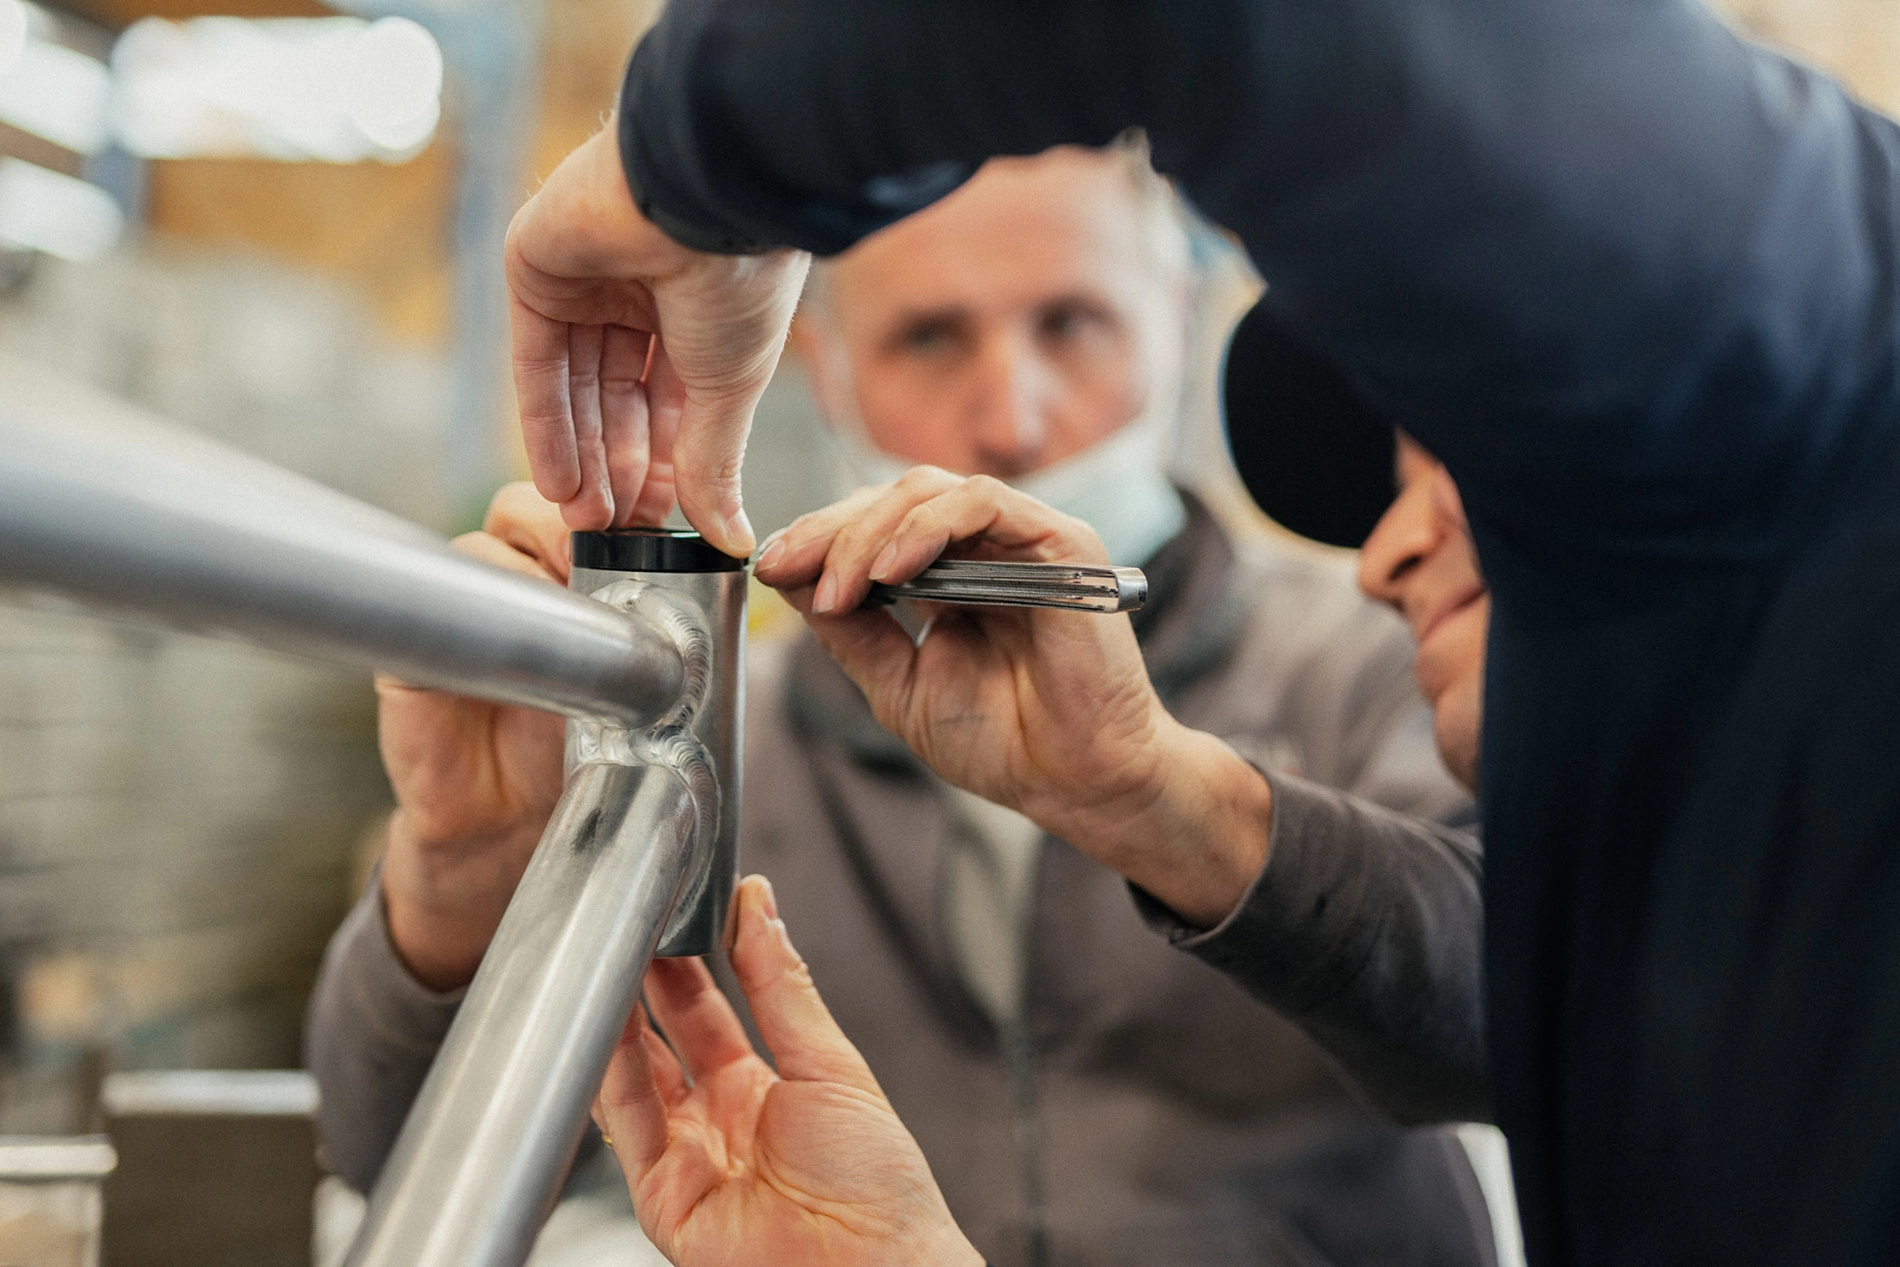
[723,506,757,557]
[756,534,785,573]
[869,542,898,582]
[756,875,780,921]
[812,571,838,614]
[770,917,797,957]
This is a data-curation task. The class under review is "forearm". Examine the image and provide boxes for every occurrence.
[621,0,1900,551]
[1063,721,1278,931]
[306,878,464,1193]
[619,0,1148,256]
[1135,771,1489,1124]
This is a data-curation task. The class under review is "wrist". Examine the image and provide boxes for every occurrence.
[579,122,692,279]
[913,1223,985,1267]
[380,812,534,991]
[1065,721,1274,930]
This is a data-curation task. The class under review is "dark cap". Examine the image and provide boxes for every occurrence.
[1220,300,1397,550]
[571,528,747,573]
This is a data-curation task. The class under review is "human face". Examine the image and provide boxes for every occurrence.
[796,148,1186,478]
[1357,435,1489,790]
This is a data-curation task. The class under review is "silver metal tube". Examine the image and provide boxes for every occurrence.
[0,368,682,727]
[0,368,744,1266]
[344,761,699,1267]
[348,536,745,1266]
[573,538,746,958]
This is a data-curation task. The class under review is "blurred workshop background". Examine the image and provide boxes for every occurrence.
[0,0,1894,1261]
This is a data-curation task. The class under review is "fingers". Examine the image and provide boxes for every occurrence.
[565,323,616,530]
[641,955,756,1084]
[660,246,813,558]
[592,1005,672,1183]
[452,515,562,587]
[756,470,1105,615]
[751,484,890,591]
[601,326,656,529]
[508,291,581,509]
[508,125,808,555]
[805,468,968,613]
[626,339,684,528]
[507,318,676,535]
[371,673,494,823]
[504,132,662,534]
[669,381,758,558]
[883,475,1106,574]
[482,482,573,583]
[727,875,884,1095]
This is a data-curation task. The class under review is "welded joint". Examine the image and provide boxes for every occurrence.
[570,579,722,948]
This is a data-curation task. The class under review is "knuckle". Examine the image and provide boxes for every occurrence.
[894,464,952,491]
[709,448,747,487]
[898,502,943,536]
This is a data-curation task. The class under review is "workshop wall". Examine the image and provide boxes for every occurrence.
[0,0,663,1137]
[0,249,440,1132]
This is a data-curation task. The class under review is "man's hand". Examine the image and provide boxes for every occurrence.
[377,484,575,990]
[753,468,1275,928]
[596,876,984,1267]
[506,124,809,553]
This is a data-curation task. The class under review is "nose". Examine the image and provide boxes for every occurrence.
[966,333,1054,476]
[1357,478,1439,610]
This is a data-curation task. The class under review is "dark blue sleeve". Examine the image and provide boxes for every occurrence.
[618,0,1900,568]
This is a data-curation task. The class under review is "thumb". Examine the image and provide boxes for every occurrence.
[652,342,758,558]
[729,875,884,1096]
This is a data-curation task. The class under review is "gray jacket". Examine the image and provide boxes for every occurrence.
[307,499,1493,1267]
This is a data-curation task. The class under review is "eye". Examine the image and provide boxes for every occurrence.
[891,315,965,357]
[1037,299,1113,344]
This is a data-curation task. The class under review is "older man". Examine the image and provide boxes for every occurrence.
[579,348,1512,1267]
[308,147,1494,1266]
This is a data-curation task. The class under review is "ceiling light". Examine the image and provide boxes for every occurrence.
[0,22,112,154]
[0,0,26,77]
[341,17,441,151]
[112,15,443,163]
[0,158,123,260]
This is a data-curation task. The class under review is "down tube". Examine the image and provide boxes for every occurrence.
[344,761,698,1267]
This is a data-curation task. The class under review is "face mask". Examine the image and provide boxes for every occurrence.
[821,346,1189,568]
[1007,412,1187,566]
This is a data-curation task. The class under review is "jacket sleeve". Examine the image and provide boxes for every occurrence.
[304,877,463,1194]
[619,0,1900,561]
[1134,770,1488,1125]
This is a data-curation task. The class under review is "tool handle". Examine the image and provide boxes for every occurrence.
[865,559,1146,613]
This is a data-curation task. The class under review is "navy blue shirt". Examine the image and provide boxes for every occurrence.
[617,3,1900,1262]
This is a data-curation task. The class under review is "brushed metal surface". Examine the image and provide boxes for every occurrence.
[0,389,682,727]
[344,762,698,1267]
